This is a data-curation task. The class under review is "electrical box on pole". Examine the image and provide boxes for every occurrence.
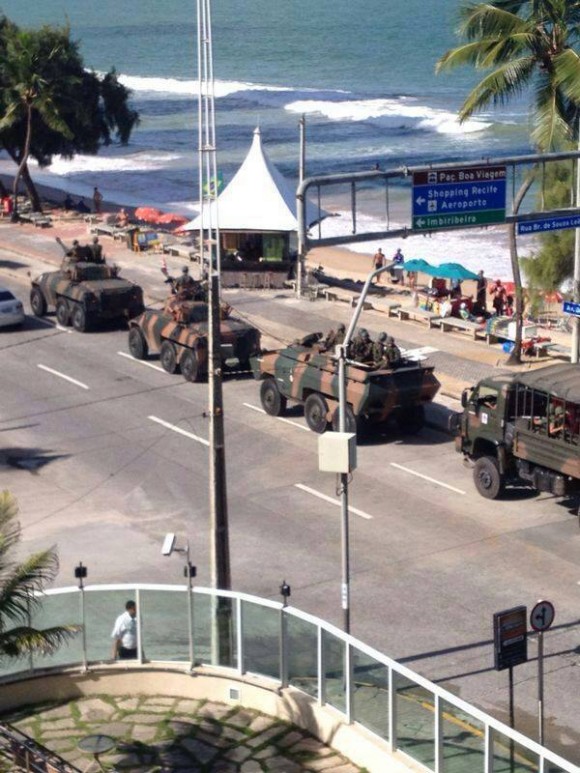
[318,432,357,474]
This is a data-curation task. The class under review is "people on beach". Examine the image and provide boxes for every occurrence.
[76,198,90,214]
[372,248,385,282]
[116,207,129,228]
[490,279,507,316]
[93,186,103,214]
[63,193,73,211]
[476,270,487,313]
[390,247,404,283]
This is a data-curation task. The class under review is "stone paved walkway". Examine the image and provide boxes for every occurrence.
[4,695,364,772]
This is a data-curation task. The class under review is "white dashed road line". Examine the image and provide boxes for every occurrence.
[148,415,209,446]
[243,402,310,432]
[390,462,465,495]
[118,351,166,373]
[400,345,438,361]
[294,483,373,520]
[37,364,89,390]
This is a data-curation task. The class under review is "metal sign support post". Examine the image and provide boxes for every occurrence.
[538,631,545,746]
[296,116,306,298]
[509,665,515,773]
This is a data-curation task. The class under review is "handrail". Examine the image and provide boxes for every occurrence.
[7,583,578,773]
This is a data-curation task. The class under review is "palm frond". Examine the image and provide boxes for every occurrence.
[0,624,81,659]
[553,48,580,104]
[0,549,59,623]
[458,3,530,41]
[532,78,573,150]
[459,57,535,119]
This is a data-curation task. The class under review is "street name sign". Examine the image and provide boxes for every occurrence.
[412,165,506,232]
[518,213,580,236]
[563,300,580,317]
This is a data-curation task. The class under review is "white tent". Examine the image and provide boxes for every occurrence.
[183,127,325,232]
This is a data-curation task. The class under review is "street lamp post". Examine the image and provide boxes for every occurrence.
[336,263,392,633]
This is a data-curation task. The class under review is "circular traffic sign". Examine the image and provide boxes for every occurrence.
[530,600,555,632]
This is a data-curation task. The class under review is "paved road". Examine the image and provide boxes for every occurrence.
[1,271,580,765]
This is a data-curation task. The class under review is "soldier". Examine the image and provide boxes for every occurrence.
[349,328,373,362]
[372,331,389,367]
[324,322,346,350]
[385,336,403,367]
[88,236,105,264]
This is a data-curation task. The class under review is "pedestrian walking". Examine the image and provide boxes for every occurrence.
[111,600,138,660]
[476,269,487,313]
[372,248,385,283]
[93,186,103,214]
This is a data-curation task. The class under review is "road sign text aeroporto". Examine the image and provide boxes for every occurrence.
[412,165,507,231]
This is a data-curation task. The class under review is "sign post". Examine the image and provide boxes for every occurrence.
[530,600,555,746]
[412,165,506,232]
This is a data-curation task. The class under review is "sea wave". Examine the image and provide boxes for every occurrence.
[285,97,490,135]
[117,73,297,99]
[35,150,182,176]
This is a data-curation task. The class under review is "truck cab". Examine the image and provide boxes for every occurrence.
[456,364,580,499]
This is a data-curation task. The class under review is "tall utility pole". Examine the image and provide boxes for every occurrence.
[197,0,231,592]
[296,115,306,298]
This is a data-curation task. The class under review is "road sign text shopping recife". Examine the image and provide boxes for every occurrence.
[412,165,506,232]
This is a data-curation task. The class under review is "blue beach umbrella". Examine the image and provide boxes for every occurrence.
[403,258,435,274]
[434,262,479,281]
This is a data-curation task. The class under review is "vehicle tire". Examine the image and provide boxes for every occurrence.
[396,405,425,435]
[331,405,359,435]
[55,299,70,327]
[260,378,287,416]
[181,349,204,383]
[304,393,329,434]
[30,288,47,317]
[160,340,179,374]
[128,327,148,360]
[71,304,90,333]
[473,456,504,499]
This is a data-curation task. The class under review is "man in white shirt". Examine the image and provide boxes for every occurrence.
[111,600,137,660]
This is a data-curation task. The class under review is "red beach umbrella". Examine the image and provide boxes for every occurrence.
[158,212,188,227]
[135,206,163,223]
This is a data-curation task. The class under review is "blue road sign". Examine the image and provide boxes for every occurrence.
[412,166,506,231]
[518,213,580,235]
[563,300,580,317]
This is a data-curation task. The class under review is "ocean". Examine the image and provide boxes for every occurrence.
[0,0,536,278]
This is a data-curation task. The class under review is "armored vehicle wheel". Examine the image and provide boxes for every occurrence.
[474,456,504,499]
[331,405,359,435]
[260,378,287,416]
[128,327,148,360]
[304,393,329,433]
[396,405,425,435]
[181,349,204,383]
[72,304,90,332]
[160,340,179,374]
[56,300,70,327]
[30,288,47,317]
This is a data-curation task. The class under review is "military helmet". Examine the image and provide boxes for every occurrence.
[337,323,346,332]
[359,327,369,339]
[378,332,387,342]
[182,266,189,274]
[387,336,395,344]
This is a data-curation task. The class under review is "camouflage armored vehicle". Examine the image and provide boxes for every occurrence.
[452,363,580,499]
[30,262,144,332]
[128,296,261,382]
[251,334,440,435]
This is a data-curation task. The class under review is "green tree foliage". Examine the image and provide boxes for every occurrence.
[0,16,139,211]
[437,0,580,361]
[0,491,79,660]
[522,163,574,290]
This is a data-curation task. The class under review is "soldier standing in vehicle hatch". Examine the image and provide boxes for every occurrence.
[372,332,389,367]
[323,322,346,351]
[385,336,402,367]
[349,328,373,362]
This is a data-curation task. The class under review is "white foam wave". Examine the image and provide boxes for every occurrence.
[285,97,490,135]
[117,73,295,98]
[32,151,181,176]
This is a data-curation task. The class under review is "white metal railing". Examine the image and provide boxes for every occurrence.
[1,583,575,773]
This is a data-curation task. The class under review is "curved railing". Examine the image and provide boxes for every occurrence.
[1,584,575,773]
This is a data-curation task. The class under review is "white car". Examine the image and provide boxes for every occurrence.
[0,287,25,328]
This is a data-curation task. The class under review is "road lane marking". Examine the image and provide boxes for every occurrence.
[390,462,465,495]
[33,318,72,333]
[243,402,310,432]
[294,483,373,520]
[118,351,166,373]
[148,415,209,446]
[400,345,438,361]
[37,364,89,390]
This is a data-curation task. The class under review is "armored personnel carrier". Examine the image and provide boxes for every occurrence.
[30,262,144,332]
[251,334,440,435]
[128,295,261,382]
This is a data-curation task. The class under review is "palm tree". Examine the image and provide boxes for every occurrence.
[0,491,78,660]
[0,28,73,217]
[437,0,580,362]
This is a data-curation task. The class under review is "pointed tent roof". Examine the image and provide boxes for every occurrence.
[184,127,325,232]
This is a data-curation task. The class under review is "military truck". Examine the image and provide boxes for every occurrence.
[251,334,440,435]
[30,262,144,332]
[452,363,580,499]
[128,296,261,382]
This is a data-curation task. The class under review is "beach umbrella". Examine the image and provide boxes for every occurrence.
[403,258,435,274]
[135,206,163,223]
[158,212,188,227]
[433,262,479,281]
